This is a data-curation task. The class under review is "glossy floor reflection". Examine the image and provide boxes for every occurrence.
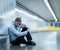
[0,31,60,50]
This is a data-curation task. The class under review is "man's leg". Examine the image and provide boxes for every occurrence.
[21,27,36,45]
[26,31,32,42]
[26,31,36,45]
[11,36,27,45]
[21,27,32,42]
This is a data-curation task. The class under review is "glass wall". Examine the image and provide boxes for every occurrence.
[0,0,16,35]
[0,0,16,16]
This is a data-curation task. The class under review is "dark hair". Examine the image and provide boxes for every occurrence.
[15,17,21,22]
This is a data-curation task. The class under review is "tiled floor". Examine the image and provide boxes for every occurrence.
[0,31,60,50]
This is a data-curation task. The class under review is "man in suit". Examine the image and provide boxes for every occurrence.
[8,17,36,45]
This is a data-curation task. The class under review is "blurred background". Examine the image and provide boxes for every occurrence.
[0,0,60,50]
[0,0,60,35]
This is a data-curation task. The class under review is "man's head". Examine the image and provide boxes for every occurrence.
[15,17,21,26]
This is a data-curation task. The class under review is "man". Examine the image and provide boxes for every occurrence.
[8,17,36,45]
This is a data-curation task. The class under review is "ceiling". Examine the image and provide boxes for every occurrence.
[48,0,60,21]
[16,0,60,22]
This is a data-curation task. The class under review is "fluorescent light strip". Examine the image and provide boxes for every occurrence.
[2,8,44,21]
[44,0,57,22]
[14,8,44,21]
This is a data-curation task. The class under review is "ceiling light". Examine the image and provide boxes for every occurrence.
[44,0,57,22]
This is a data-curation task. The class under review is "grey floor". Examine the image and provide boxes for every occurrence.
[0,31,60,50]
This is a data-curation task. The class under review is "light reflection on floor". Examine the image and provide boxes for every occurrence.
[0,31,60,50]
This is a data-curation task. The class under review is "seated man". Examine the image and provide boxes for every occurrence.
[8,17,36,45]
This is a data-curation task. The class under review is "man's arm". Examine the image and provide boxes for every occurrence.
[8,26,27,36]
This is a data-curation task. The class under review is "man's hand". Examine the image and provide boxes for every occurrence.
[27,29,29,32]
[21,23,26,27]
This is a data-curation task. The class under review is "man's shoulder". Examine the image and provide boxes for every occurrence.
[8,23,15,28]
